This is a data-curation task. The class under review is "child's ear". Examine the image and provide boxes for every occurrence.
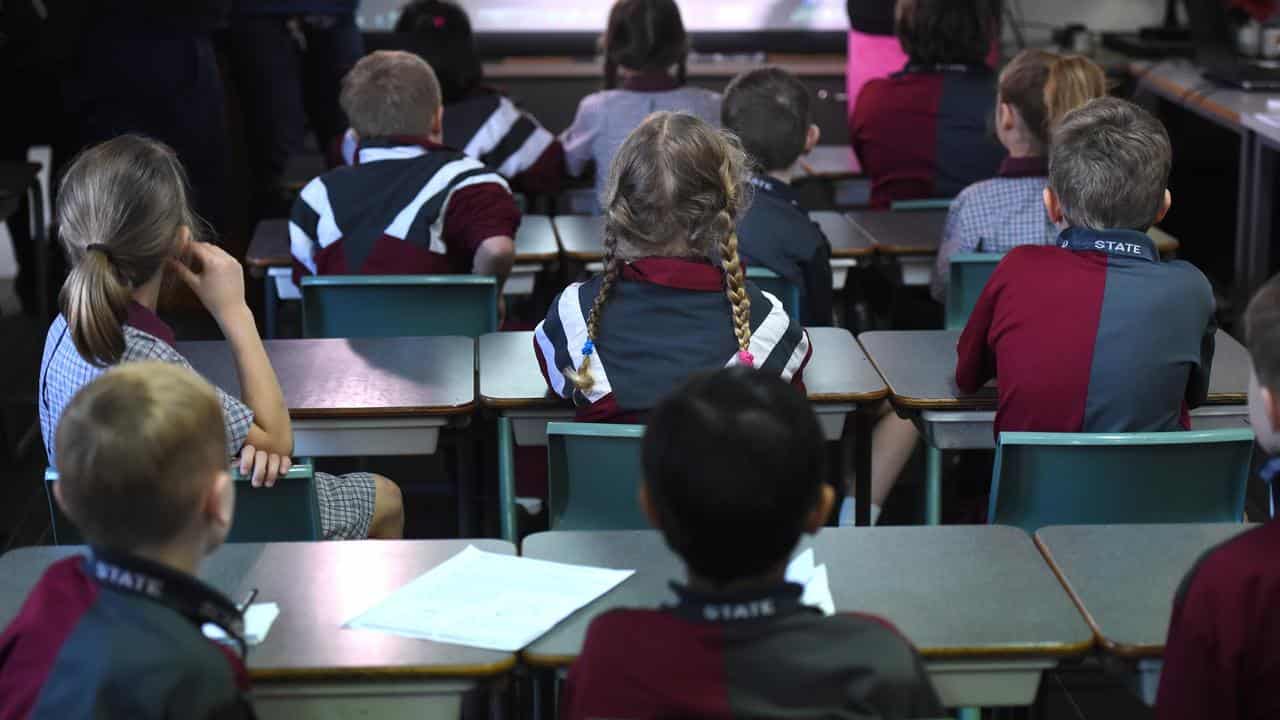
[431,106,444,138]
[804,124,821,154]
[1263,384,1280,434]
[804,485,836,534]
[1043,187,1065,225]
[997,101,1016,132]
[638,483,662,531]
[52,480,67,515]
[1154,189,1173,225]
[203,469,234,548]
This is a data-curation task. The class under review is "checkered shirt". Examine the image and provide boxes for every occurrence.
[930,175,1057,302]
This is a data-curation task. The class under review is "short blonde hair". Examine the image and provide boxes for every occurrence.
[55,362,227,551]
[340,50,442,138]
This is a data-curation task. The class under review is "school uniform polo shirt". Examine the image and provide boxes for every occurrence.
[290,137,521,283]
[1156,517,1280,720]
[533,257,812,423]
[956,227,1216,437]
[563,582,944,719]
[0,550,254,720]
[737,175,835,326]
[851,65,1005,208]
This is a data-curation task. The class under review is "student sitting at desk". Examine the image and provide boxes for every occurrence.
[850,0,1005,208]
[1,363,253,718]
[956,98,1216,436]
[292,51,518,288]
[562,368,944,719]
[534,112,809,422]
[340,0,565,195]
[930,50,1107,302]
[560,0,721,208]
[1156,274,1280,720]
[41,136,403,540]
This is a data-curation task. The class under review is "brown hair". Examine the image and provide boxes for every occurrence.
[57,135,197,367]
[895,0,998,67]
[602,0,689,90]
[565,112,752,392]
[999,50,1108,152]
[55,362,227,551]
[341,50,442,138]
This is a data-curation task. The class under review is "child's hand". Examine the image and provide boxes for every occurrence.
[239,444,291,488]
[168,241,248,322]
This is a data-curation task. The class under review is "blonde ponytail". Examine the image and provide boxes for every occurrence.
[564,239,622,393]
[61,247,132,366]
[1044,54,1108,133]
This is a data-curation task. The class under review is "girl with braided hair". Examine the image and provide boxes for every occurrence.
[535,112,810,422]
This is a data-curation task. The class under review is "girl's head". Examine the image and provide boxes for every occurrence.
[57,135,197,366]
[395,0,483,105]
[895,0,997,67]
[602,0,689,90]
[564,112,753,392]
[997,50,1108,156]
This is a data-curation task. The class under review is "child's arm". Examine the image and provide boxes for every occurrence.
[931,193,975,303]
[1185,279,1217,408]
[560,97,601,178]
[533,288,578,400]
[954,264,1001,394]
[802,240,835,327]
[1153,568,1236,720]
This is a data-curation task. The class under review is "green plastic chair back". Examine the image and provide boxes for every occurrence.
[746,266,801,322]
[547,423,649,531]
[989,429,1254,533]
[891,198,954,212]
[44,464,322,544]
[301,275,498,338]
[945,253,1004,330]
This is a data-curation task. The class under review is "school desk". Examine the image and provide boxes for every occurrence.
[846,208,948,287]
[521,526,1092,710]
[551,211,875,290]
[1035,523,1254,704]
[0,540,517,719]
[478,327,889,533]
[246,215,561,338]
[858,329,1251,525]
[1241,109,1280,301]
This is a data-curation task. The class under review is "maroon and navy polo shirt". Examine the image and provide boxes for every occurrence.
[1156,518,1280,720]
[533,257,812,423]
[0,550,253,720]
[851,64,1006,208]
[290,137,521,284]
[956,227,1216,437]
[563,582,944,719]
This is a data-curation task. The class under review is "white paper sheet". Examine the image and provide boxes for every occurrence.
[344,545,634,651]
[203,602,281,646]
[786,548,836,616]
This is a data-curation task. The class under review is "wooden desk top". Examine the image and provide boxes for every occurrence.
[847,210,947,256]
[522,526,1092,666]
[1131,60,1280,131]
[179,336,476,418]
[0,541,517,679]
[859,329,1248,410]
[247,215,560,269]
[794,145,862,180]
[482,54,847,80]
[1035,523,1252,658]
[479,328,886,408]
[812,210,875,259]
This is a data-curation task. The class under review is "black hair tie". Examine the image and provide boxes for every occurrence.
[86,243,115,263]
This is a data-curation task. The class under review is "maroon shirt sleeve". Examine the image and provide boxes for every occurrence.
[511,141,566,196]
[955,262,1002,394]
[1155,560,1239,720]
[442,182,522,259]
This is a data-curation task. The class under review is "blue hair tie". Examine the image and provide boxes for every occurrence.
[581,340,594,357]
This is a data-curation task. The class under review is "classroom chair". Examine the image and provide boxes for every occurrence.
[546,422,649,531]
[300,275,498,339]
[944,253,1004,330]
[989,429,1254,534]
[43,464,323,544]
[745,266,802,322]
[890,198,953,212]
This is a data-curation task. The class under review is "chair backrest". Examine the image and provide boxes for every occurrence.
[547,422,649,531]
[945,252,1005,330]
[44,464,322,545]
[989,429,1254,534]
[746,266,801,322]
[890,198,954,212]
[301,275,497,338]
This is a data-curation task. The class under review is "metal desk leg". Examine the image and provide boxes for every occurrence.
[456,427,476,537]
[957,708,980,720]
[926,445,943,525]
[263,274,279,339]
[854,407,873,526]
[498,417,518,542]
[1249,132,1275,298]
[1237,129,1261,297]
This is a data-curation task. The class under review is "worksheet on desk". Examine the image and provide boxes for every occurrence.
[345,545,634,651]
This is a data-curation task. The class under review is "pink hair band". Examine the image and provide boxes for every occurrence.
[737,350,755,368]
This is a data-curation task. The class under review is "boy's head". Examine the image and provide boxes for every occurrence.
[895,0,995,67]
[341,50,443,141]
[640,368,835,587]
[54,362,233,555]
[1246,275,1280,453]
[1045,97,1173,232]
[721,67,821,174]
[394,0,482,105]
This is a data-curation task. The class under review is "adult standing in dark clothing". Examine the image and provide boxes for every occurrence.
[228,1,363,220]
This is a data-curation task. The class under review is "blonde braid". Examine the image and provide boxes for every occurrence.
[718,215,753,364]
[563,235,622,392]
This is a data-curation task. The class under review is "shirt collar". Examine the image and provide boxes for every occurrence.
[619,69,680,92]
[621,256,724,291]
[998,156,1048,178]
[126,301,176,345]
[1057,227,1159,263]
[748,174,802,208]
[667,581,815,624]
[354,136,446,165]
